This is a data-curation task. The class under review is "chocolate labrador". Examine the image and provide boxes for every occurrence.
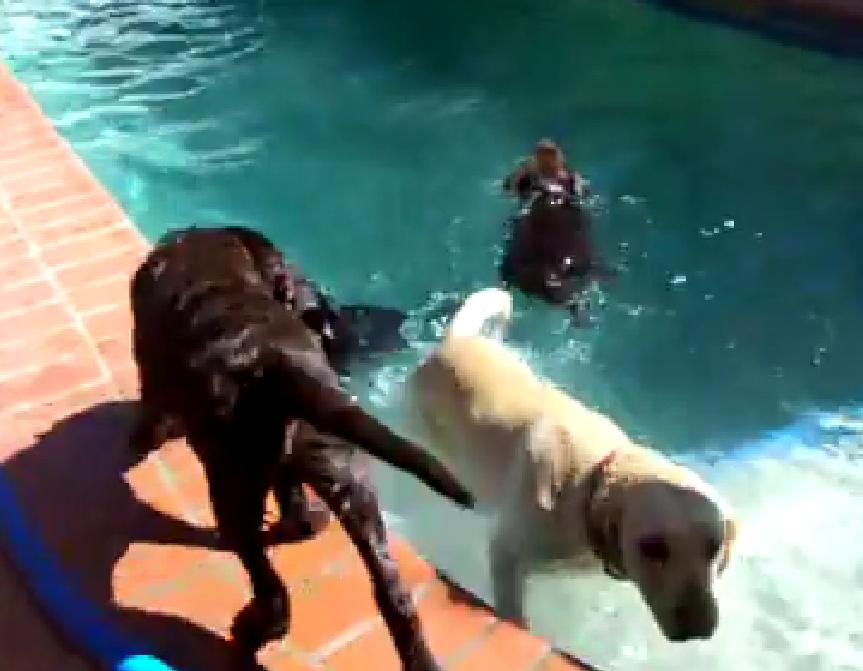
[129,225,473,670]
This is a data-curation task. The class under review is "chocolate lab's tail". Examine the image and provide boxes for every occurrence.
[280,358,474,509]
[331,403,474,508]
[446,287,513,341]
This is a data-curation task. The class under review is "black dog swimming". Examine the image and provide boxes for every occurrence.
[129,225,474,671]
[500,185,615,319]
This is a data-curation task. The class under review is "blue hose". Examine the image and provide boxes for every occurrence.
[0,468,179,671]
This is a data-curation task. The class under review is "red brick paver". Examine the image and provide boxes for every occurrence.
[0,63,587,671]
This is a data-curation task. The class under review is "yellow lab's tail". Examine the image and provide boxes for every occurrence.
[446,287,513,340]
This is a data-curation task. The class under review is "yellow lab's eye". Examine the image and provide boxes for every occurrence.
[638,535,669,564]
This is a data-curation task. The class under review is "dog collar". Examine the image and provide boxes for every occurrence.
[584,449,625,580]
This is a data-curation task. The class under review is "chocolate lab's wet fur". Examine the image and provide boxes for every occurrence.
[171,225,409,376]
[500,191,614,313]
[129,226,473,670]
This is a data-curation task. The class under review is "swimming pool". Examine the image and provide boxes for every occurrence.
[3,0,862,669]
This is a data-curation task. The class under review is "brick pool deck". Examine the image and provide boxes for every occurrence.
[0,64,586,671]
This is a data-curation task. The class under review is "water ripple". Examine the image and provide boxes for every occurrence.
[2,0,267,185]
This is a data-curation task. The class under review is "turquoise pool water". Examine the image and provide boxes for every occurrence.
[3,1,863,669]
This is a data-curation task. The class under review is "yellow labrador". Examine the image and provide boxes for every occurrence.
[404,287,737,641]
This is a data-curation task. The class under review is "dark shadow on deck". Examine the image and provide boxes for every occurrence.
[0,401,266,671]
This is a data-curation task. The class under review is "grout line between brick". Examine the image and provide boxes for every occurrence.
[0,252,38,272]
[526,649,555,671]
[0,136,55,157]
[0,298,61,322]
[0,231,25,246]
[0,191,114,392]
[23,203,118,233]
[0,378,106,417]
[78,302,124,319]
[0,275,46,292]
[0,161,71,187]
[0,323,75,351]
[0,354,77,384]
[14,190,98,216]
[34,125,151,249]
[122,554,215,603]
[309,617,378,665]
[0,147,66,170]
[64,271,130,293]
[442,616,498,670]
[40,221,130,251]
[49,242,141,272]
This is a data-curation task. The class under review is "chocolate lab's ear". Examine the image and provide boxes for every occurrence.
[718,516,738,574]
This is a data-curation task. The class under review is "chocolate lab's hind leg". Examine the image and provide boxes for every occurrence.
[269,422,331,543]
[299,450,442,671]
[205,457,289,650]
[272,468,331,542]
[129,366,184,456]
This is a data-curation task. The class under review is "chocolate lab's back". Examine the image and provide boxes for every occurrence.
[140,226,409,376]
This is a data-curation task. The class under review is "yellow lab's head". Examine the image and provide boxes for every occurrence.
[588,470,737,641]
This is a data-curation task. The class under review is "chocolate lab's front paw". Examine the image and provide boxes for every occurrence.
[230,593,289,651]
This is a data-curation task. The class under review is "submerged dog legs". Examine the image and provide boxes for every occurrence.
[205,458,290,650]
[490,531,528,626]
[299,451,442,671]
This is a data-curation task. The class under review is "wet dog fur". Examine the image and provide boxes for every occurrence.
[129,225,474,670]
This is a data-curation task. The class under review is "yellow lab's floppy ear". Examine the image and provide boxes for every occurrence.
[719,516,738,574]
